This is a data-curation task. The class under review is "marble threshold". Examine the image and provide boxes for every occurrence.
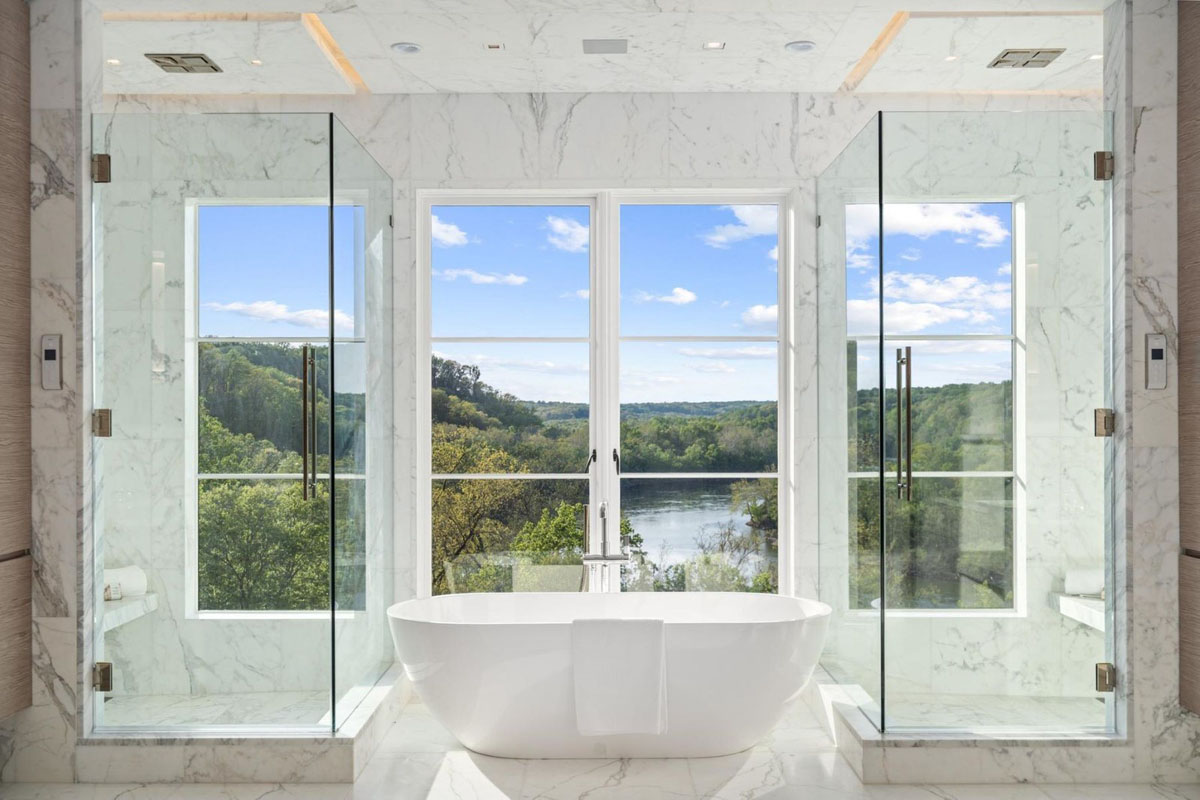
[3,698,1197,798]
[73,665,410,783]
[802,667,1133,784]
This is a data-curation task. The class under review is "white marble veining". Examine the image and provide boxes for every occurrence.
[6,701,1200,798]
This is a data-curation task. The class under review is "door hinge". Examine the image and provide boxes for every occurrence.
[1096,662,1117,693]
[1094,408,1115,437]
[91,153,111,183]
[1093,150,1114,181]
[92,409,112,437]
[92,662,113,692]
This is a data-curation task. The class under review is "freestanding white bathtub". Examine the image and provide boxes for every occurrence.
[387,592,831,758]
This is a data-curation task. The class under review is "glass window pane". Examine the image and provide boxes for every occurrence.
[885,476,1013,610]
[333,478,366,611]
[198,204,349,338]
[432,479,588,595]
[430,205,590,338]
[197,478,328,611]
[431,343,589,475]
[620,342,776,473]
[620,478,778,593]
[620,204,779,337]
[893,339,1013,472]
[845,202,1014,337]
[199,343,364,475]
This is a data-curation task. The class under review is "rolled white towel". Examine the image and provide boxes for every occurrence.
[104,565,148,599]
[1064,567,1104,596]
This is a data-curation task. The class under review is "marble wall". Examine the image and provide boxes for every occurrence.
[3,0,1198,786]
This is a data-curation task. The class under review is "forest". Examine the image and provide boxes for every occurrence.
[194,341,1014,611]
[430,355,779,595]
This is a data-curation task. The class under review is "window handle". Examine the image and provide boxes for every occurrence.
[582,448,596,473]
[612,448,620,475]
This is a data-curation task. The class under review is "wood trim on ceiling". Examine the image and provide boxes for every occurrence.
[839,8,1104,94]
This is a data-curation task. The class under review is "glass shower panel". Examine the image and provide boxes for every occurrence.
[816,114,883,729]
[92,114,335,731]
[330,118,394,728]
[879,111,1111,732]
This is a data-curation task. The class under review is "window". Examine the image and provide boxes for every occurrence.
[846,202,1016,611]
[425,195,786,595]
[188,203,367,614]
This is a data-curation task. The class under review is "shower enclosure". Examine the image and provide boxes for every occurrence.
[816,111,1114,733]
[90,113,394,732]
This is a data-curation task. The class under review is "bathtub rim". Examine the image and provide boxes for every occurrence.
[386,591,832,627]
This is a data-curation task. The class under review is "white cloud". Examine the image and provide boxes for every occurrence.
[203,300,353,334]
[679,346,775,360]
[431,215,468,247]
[899,247,921,262]
[848,299,972,334]
[637,287,697,305]
[767,245,779,261]
[562,288,589,300]
[702,205,778,248]
[436,268,528,286]
[880,272,1009,312]
[846,270,1011,334]
[546,216,589,253]
[694,362,736,374]
[741,304,778,327]
[844,203,1011,269]
[997,262,1012,276]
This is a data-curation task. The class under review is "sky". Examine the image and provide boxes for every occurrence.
[845,202,1014,390]
[196,200,1015,404]
[431,203,780,404]
[198,204,362,339]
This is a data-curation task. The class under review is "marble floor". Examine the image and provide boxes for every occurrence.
[2,701,1199,799]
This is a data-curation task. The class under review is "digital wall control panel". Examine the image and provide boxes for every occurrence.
[1146,333,1167,390]
[41,334,61,390]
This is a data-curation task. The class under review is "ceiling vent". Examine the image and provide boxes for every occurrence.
[582,39,627,55]
[987,48,1065,68]
[144,53,223,74]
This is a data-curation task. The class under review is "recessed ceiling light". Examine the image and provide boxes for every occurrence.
[105,58,121,66]
[484,43,505,51]
[391,42,422,54]
[944,55,958,62]
[784,40,816,53]
[249,58,263,66]
[1088,53,1104,60]
[702,41,726,50]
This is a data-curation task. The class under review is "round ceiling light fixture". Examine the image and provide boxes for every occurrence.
[391,41,422,54]
[105,58,121,66]
[784,40,816,53]
[944,55,959,62]
[249,58,264,66]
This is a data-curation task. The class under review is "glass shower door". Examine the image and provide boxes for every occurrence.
[330,118,393,727]
[816,114,884,729]
[877,111,1112,732]
[91,113,337,732]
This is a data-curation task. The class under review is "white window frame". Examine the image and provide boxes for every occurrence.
[844,198,1024,619]
[183,196,367,621]
[417,189,794,598]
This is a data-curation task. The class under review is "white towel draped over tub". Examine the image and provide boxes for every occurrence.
[571,618,667,736]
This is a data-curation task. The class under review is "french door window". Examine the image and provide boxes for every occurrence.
[425,195,786,595]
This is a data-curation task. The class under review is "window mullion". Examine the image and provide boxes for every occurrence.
[591,192,622,590]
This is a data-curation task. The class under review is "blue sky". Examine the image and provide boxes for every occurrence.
[846,202,1014,389]
[198,204,361,339]
[431,204,780,404]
